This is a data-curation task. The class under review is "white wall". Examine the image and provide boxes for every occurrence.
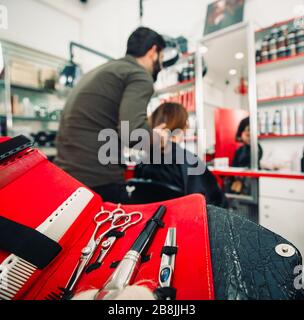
[2,0,302,70]
[0,0,84,59]
[81,0,304,58]
[1,0,303,69]
[80,0,139,70]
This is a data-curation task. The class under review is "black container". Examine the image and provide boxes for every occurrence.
[277,36,287,48]
[179,68,190,82]
[261,43,269,53]
[270,28,280,40]
[296,41,304,54]
[261,51,269,62]
[268,38,277,51]
[188,68,195,81]
[301,150,304,173]
[280,24,289,37]
[277,46,287,58]
[287,32,296,45]
[256,50,262,63]
[296,29,304,44]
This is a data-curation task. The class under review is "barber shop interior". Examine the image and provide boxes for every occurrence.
[0,0,304,302]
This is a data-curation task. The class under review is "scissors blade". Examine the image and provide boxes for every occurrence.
[66,255,89,292]
[85,237,116,274]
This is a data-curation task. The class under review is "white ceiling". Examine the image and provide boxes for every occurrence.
[202,26,248,80]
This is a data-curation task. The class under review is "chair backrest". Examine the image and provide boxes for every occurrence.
[126,178,184,204]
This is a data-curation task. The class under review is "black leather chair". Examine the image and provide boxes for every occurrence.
[126,178,184,204]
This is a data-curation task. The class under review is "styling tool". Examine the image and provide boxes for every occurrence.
[95,205,166,300]
[157,228,177,300]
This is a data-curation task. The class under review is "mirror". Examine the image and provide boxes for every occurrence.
[199,24,257,169]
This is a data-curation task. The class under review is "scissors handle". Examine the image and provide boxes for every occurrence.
[121,212,143,232]
[95,224,118,245]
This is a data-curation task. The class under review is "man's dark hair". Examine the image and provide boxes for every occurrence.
[127,27,166,57]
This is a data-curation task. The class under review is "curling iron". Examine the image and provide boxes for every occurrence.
[95,205,166,300]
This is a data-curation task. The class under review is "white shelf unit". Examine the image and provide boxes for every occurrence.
[0,40,70,158]
[255,22,304,174]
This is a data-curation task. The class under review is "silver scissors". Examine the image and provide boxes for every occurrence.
[86,210,143,273]
[66,206,138,291]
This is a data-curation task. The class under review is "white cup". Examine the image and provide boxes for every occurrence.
[214,157,229,169]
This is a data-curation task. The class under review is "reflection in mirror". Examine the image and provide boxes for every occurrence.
[200,25,258,170]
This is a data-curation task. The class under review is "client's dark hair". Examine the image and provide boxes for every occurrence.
[236,117,250,142]
[127,27,166,57]
[150,103,189,131]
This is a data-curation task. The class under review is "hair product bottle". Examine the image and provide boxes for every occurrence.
[296,105,304,134]
[289,108,296,135]
[259,111,266,135]
[273,110,281,135]
[267,111,273,134]
[281,107,288,135]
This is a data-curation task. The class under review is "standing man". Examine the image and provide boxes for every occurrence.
[55,27,166,203]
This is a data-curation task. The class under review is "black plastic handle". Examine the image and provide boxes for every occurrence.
[131,205,166,254]
[0,135,32,161]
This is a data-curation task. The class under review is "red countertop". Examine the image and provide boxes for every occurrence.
[209,167,304,180]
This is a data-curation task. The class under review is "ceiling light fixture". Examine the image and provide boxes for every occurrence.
[229,69,237,76]
[235,52,244,60]
[200,46,209,54]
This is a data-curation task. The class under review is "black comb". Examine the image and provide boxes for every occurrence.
[45,287,74,301]
[0,135,32,162]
